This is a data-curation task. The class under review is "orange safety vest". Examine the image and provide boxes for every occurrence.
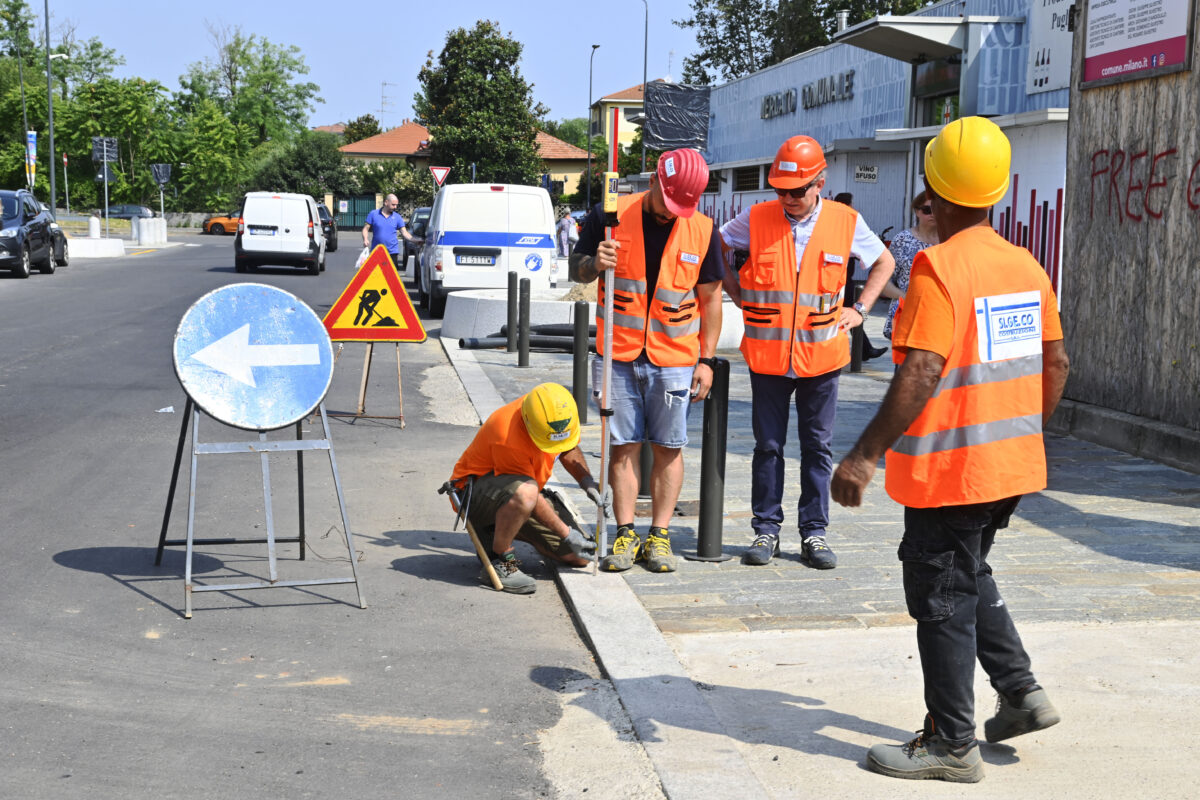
[596,192,713,367]
[739,199,857,376]
[885,227,1054,508]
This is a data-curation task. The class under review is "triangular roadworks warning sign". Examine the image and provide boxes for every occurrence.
[323,245,427,343]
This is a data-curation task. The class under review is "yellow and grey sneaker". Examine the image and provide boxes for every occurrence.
[639,526,677,573]
[485,551,536,594]
[600,525,642,572]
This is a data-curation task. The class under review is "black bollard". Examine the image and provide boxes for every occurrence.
[506,271,518,353]
[518,277,531,368]
[572,301,589,425]
[849,281,864,373]
[686,357,732,561]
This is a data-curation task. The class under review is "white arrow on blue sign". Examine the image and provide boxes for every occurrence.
[174,284,334,431]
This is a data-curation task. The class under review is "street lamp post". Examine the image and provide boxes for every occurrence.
[640,0,648,174]
[587,44,600,210]
[45,1,66,218]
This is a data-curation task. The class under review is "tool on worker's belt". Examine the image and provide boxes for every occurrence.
[595,171,620,574]
[438,479,503,592]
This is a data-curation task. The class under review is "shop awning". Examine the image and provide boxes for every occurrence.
[832,14,966,62]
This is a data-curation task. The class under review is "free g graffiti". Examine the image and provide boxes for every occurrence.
[1088,146,1200,221]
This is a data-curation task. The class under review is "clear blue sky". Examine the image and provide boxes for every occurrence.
[44,0,702,129]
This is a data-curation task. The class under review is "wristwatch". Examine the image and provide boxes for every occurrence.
[697,357,717,368]
[852,301,867,317]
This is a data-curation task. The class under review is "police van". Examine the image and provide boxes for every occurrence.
[415,184,557,317]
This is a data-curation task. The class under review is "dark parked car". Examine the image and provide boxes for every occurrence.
[1,189,55,277]
[39,202,69,268]
[102,204,154,220]
[316,203,338,252]
[402,206,431,269]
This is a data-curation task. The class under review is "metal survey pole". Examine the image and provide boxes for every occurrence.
[572,301,589,425]
[595,172,619,568]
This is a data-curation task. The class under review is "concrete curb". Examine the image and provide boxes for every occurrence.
[442,336,770,800]
[1048,398,1200,475]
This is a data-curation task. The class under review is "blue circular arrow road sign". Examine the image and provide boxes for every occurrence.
[174,284,334,431]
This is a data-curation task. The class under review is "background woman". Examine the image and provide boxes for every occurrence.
[881,190,939,340]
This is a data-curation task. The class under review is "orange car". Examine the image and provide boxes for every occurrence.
[202,211,239,235]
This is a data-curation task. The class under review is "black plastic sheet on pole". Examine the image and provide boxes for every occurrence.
[644,82,711,152]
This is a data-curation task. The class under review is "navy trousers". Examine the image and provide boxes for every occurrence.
[901,497,1037,746]
[749,369,840,539]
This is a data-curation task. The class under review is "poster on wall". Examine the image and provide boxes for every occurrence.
[1028,0,1074,93]
[1081,0,1196,88]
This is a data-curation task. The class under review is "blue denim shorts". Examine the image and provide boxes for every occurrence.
[597,354,694,448]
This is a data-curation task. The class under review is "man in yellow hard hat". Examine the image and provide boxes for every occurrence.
[831,116,1070,782]
[720,135,895,569]
[450,383,607,594]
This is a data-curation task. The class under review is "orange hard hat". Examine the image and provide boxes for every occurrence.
[768,136,827,189]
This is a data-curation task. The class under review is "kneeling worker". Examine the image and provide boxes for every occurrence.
[449,383,605,594]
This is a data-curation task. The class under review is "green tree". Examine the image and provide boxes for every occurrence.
[175,97,239,209]
[617,126,660,177]
[178,23,321,150]
[0,0,36,63]
[253,131,355,197]
[543,117,588,149]
[353,159,435,215]
[674,0,777,85]
[414,20,546,186]
[342,113,381,145]
[677,0,930,83]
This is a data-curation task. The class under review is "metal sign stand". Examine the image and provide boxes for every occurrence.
[155,397,366,618]
[324,342,407,427]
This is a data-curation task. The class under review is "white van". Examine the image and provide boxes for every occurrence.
[416,184,557,317]
[234,191,326,275]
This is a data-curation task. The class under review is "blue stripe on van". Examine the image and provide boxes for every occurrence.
[438,231,553,249]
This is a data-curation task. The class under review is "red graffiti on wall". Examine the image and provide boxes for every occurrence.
[1089,147,1187,221]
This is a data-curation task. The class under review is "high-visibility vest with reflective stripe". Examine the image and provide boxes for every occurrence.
[596,192,712,367]
[885,227,1053,508]
[740,199,856,376]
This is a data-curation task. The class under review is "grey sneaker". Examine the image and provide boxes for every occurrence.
[985,687,1061,743]
[867,731,984,783]
[485,552,536,594]
[639,527,677,573]
[601,525,642,572]
[742,532,780,565]
[801,535,837,569]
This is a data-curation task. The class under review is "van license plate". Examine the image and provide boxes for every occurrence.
[249,228,276,236]
[456,254,494,265]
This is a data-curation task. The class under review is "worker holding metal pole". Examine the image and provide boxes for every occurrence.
[569,149,723,574]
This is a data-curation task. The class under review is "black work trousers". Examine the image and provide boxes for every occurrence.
[900,496,1036,746]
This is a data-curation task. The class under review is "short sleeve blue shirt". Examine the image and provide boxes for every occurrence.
[366,208,407,254]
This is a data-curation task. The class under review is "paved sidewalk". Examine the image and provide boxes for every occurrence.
[443,318,1200,799]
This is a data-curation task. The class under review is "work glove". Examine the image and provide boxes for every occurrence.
[558,529,597,560]
[584,484,613,518]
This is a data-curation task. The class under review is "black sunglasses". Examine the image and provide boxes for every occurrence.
[775,179,819,199]
[917,205,933,214]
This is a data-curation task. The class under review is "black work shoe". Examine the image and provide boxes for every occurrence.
[600,525,641,572]
[867,732,984,783]
[985,687,1061,743]
[800,535,837,569]
[639,527,676,573]
[742,533,780,565]
[485,552,536,594]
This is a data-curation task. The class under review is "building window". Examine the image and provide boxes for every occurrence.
[703,171,720,194]
[734,166,761,192]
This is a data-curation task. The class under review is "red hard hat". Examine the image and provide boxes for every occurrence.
[768,136,827,189]
[655,148,709,218]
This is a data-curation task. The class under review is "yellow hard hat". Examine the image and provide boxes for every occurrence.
[521,383,580,454]
[924,116,1011,208]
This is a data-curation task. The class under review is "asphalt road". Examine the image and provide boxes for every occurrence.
[0,234,620,799]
